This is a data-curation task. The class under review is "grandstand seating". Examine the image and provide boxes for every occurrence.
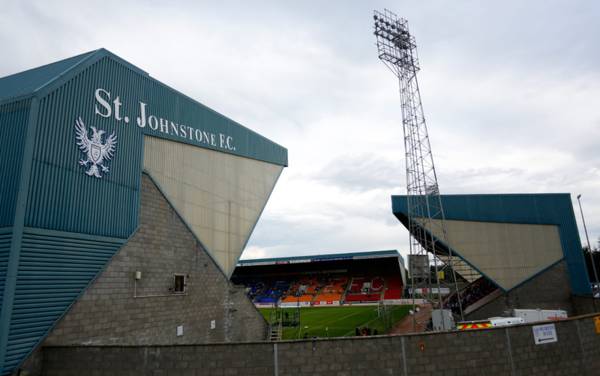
[240,274,403,306]
[285,281,302,297]
[245,281,264,299]
[446,277,497,314]
[313,276,348,304]
[281,294,313,304]
[344,277,393,303]
[383,276,403,300]
[371,277,384,291]
[233,249,407,308]
[348,277,365,293]
[251,280,290,304]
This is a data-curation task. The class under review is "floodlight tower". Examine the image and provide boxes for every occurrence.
[373,9,464,327]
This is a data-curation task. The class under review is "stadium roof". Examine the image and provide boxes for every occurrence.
[0,48,287,166]
[0,49,148,103]
[237,250,402,267]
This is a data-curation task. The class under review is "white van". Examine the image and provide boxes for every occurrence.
[512,309,567,323]
[488,317,525,327]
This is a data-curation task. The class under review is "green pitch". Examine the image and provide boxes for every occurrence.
[259,305,411,340]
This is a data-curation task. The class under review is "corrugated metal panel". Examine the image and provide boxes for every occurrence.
[1,49,288,375]
[0,229,12,312]
[2,48,287,166]
[0,50,98,103]
[25,57,143,238]
[2,228,124,375]
[136,67,288,166]
[23,51,288,237]
[0,100,31,227]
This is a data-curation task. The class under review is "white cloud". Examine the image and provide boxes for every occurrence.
[2,0,599,260]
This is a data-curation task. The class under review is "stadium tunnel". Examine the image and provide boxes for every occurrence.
[392,193,593,320]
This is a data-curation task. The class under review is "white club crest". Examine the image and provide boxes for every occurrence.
[74,117,117,178]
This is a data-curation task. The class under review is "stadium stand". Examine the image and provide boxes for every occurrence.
[344,277,385,303]
[252,275,404,305]
[313,276,348,304]
[446,277,498,314]
[383,276,403,300]
[232,251,406,307]
[281,294,313,304]
[251,274,405,305]
[371,277,384,291]
[248,280,291,304]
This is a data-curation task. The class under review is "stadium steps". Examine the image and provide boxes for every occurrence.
[437,255,481,283]
[464,288,502,315]
[268,314,283,341]
[269,326,282,341]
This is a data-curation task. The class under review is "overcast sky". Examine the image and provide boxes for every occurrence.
[2,1,599,261]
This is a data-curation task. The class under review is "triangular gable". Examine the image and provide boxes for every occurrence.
[391,194,590,294]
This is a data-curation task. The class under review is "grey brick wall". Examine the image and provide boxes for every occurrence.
[572,295,599,315]
[20,173,600,376]
[41,313,600,376]
[43,343,275,376]
[467,261,574,320]
[43,173,267,346]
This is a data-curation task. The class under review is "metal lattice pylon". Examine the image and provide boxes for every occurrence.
[373,9,465,328]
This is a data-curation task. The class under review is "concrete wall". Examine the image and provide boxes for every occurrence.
[144,136,283,276]
[41,313,600,376]
[42,173,267,347]
[467,261,573,320]
[572,295,600,316]
[424,218,564,290]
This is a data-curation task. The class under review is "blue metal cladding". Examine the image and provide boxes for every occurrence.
[128,59,288,166]
[0,48,287,167]
[0,50,97,103]
[0,229,11,311]
[22,51,287,237]
[0,100,31,227]
[392,194,591,295]
[24,57,144,238]
[0,49,289,374]
[2,228,124,375]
